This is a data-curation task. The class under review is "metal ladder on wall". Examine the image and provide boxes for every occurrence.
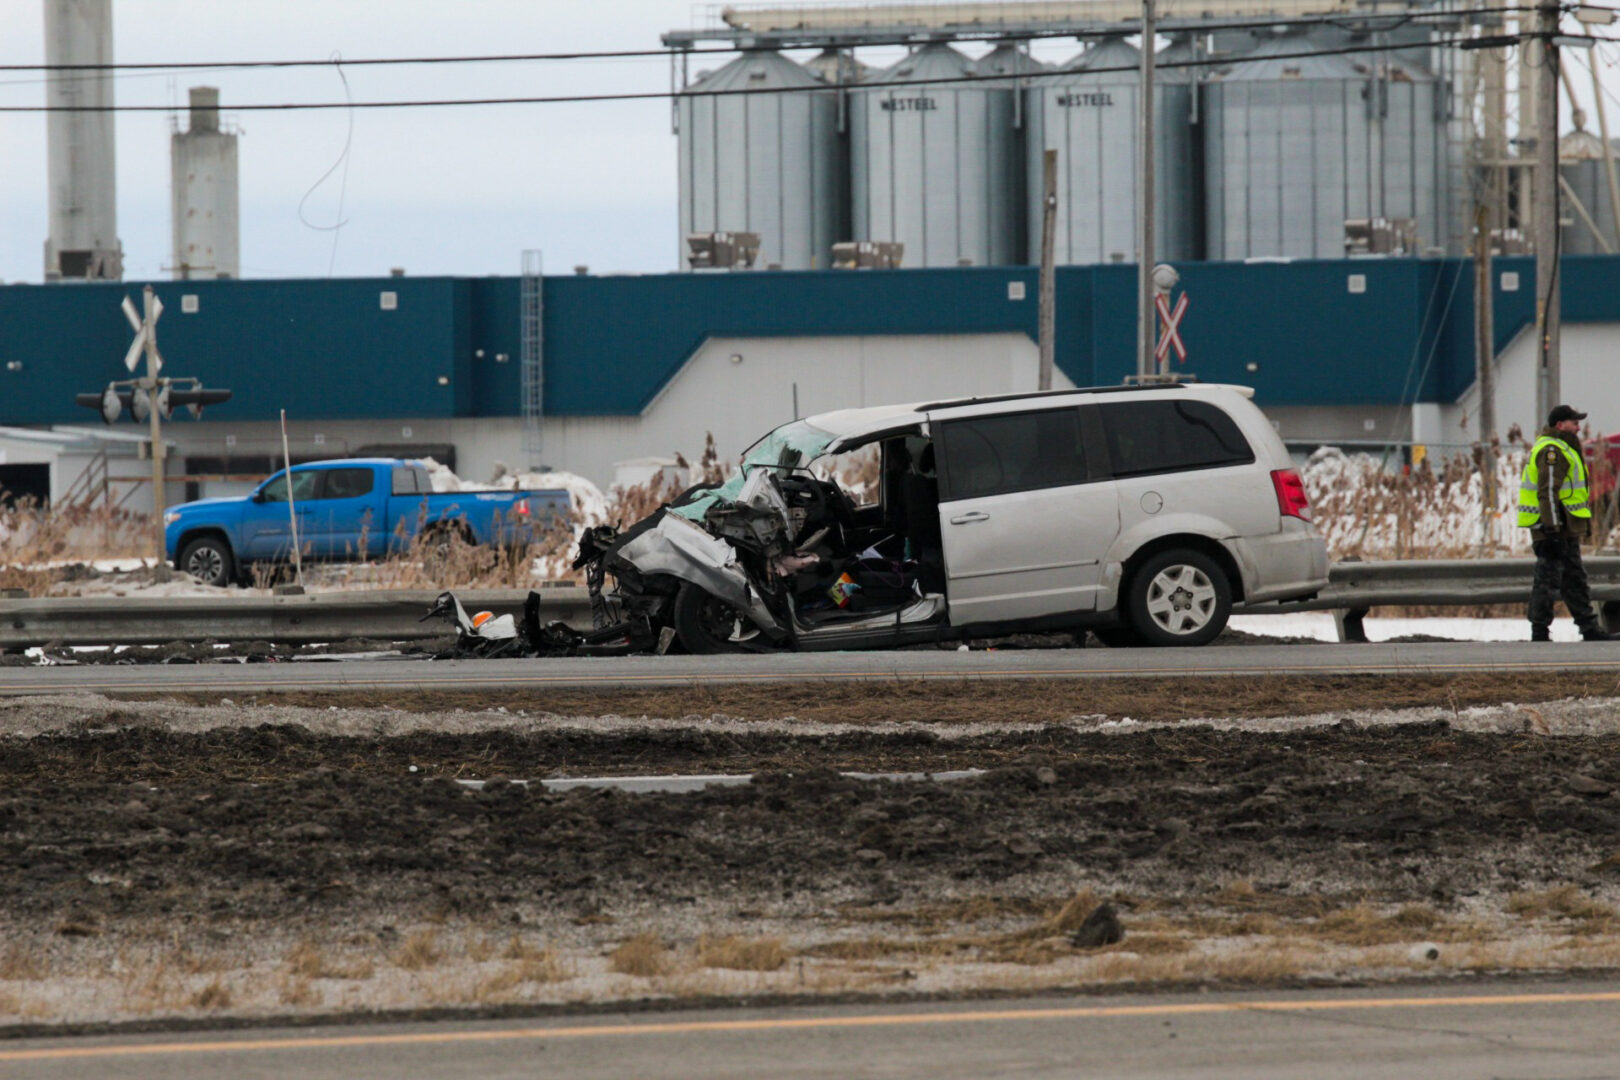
[520,249,544,470]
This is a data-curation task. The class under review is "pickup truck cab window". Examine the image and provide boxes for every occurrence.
[391,467,421,495]
[321,468,375,501]
[258,469,322,503]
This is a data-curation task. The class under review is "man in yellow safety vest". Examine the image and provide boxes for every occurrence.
[1520,404,1616,642]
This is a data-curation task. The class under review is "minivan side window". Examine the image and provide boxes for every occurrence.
[938,408,1088,501]
[1100,399,1254,477]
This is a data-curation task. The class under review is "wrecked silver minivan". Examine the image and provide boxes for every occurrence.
[578,384,1328,654]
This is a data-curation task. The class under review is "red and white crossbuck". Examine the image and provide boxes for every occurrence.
[1154,292,1189,368]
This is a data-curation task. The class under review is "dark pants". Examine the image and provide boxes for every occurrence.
[1529,535,1597,630]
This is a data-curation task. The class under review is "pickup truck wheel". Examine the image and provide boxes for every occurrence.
[179,536,235,588]
[1125,549,1231,647]
[672,582,759,655]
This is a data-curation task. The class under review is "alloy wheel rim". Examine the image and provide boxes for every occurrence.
[1145,564,1217,635]
[187,548,224,582]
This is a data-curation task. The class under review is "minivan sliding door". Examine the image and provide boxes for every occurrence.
[931,406,1120,627]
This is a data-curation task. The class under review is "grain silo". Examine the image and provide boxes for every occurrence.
[171,87,240,280]
[851,43,1018,267]
[974,43,1047,265]
[1025,37,1198,266]
[43,0,122,281]
[677,51,839,270]
[1203,31,1447,260]
[1560,130,1620,256]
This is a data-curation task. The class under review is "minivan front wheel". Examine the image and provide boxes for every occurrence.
[671,582,762,655]
[1126,549,1231,647]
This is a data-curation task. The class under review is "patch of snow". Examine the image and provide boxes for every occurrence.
[1229,613,1584,642]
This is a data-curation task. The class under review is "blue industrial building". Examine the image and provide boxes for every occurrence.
[1,256,1617,508]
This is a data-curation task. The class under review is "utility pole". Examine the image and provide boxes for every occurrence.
[140,287,166,561]
[1474,203,1497,450]
[1474,202,1498,546]
[1038,149,1057,391]
[1532,0,1561,423]
[1137,0,1156,378]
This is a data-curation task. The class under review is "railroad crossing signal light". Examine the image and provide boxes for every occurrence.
[75,382,231,423]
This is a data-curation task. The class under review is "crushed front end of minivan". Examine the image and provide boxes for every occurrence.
[575,410,950,655]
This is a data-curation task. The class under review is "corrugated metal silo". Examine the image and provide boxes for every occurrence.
[677,51,839,270]
[1203,32,1447,260]
[1560,131,1620,255]
[851,43,1018,267]
[975,43,1047,265]
[1024,38,1198,266]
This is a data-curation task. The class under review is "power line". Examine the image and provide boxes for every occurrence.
[0,6,1538,74]
[0,35,1492,113]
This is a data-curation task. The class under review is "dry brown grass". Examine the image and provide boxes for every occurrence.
[693,935,789,972]
[609,933,676,977]
[0,943,49,981]
[391,931,443,972]
[189,979,232,1010]
[282,940,376,981]
[276,973,322,1008]
[1506,885,1618,929]
[473,953,575,999]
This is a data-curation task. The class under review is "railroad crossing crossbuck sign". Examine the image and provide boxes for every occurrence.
[1154,291,1189,368]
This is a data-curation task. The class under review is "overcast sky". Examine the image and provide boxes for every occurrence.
[2,2,1615,285]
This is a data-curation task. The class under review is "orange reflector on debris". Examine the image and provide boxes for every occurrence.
[472,611,495,629]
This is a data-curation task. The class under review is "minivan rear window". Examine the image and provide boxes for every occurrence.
[1099,399,1254,477]
[938,408,1088,501]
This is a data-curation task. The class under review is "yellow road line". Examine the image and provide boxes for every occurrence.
[3,990,1618,1062]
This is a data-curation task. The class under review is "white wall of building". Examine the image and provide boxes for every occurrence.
[1446,323,1620,444]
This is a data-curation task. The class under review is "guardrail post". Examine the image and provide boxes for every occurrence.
[1333,607,1370,644]
[1603,600,1620,636]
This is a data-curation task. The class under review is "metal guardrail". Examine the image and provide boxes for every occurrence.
[1244,557,1620,641]
[0,587,592,651]
[2,560,1619,650]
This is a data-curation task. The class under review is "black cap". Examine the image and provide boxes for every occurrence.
[1548,404,1587,426]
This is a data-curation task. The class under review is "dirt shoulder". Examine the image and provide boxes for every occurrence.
[1,688,1618,1030]
[120,669,1620,726]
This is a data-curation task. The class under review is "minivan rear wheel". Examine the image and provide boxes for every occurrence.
[1125,549,1231,647]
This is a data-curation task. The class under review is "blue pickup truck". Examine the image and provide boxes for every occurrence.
[163,458,569,587]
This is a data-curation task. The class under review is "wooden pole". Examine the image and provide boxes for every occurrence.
[1038,149,1057,391]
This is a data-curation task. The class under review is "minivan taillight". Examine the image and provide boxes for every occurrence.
[1271,468,1311,521]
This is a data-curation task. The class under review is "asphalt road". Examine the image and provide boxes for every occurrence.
[3,983,1618,1078]
[2,640,1619,696]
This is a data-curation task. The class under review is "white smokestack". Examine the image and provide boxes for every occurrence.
[43,0,122,282]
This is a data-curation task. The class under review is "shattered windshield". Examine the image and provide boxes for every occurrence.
[670,419,837,522]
